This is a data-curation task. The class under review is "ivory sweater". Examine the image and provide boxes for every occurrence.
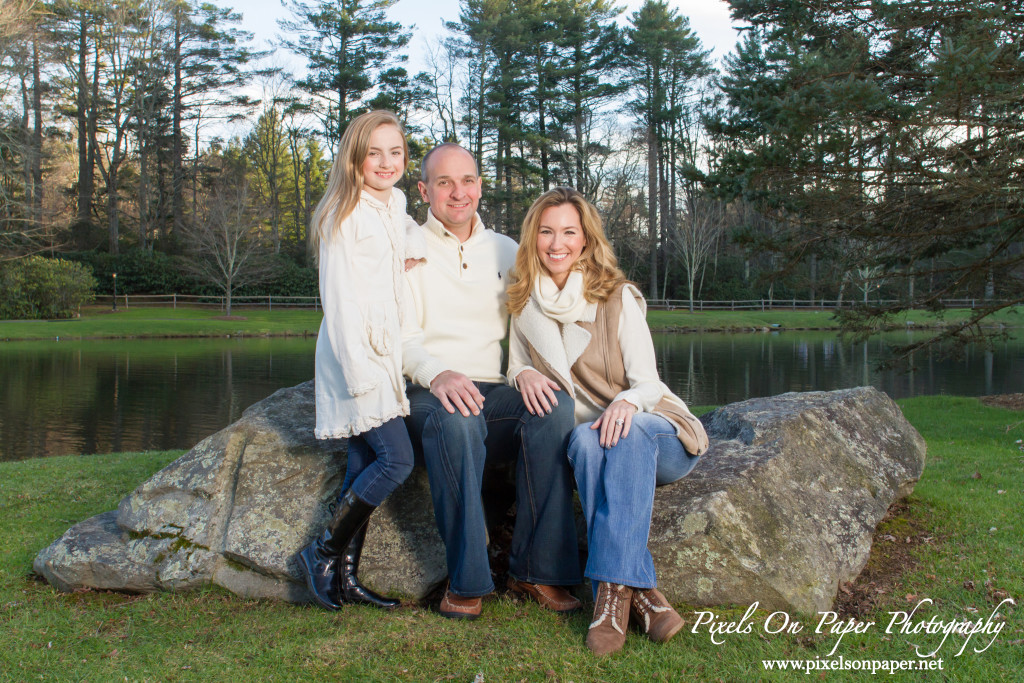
[401,210,518,387]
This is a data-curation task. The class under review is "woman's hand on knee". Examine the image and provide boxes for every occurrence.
[592,400,638,448]
[516,368,561,416]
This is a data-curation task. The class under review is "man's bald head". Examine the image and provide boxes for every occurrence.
[418,144,482,240]
[421,143,478,183]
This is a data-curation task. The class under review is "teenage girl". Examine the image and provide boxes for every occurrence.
[298,110,423,611]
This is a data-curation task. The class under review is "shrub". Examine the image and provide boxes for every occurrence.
[0,256,97,319]
[236,256,318,298]
[62,249,201,294]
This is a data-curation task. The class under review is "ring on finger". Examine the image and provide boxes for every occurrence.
[614,418,625,427]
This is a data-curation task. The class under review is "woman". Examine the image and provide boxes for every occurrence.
[506,187,709,656]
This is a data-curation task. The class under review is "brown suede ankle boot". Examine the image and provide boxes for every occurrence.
[586,583,632,655]
[630,587,684,643]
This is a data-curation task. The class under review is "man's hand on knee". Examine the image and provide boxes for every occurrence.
[430,370,486,417]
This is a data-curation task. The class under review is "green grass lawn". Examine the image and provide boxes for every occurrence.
[1,305,1020,341]
[1,397,1021,681]
[0,306,324,341]
[646,306,1023,332]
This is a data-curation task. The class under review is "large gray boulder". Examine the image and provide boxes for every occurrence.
[34,381,448,601]
[35,384,925,613]
[651,387,925,613]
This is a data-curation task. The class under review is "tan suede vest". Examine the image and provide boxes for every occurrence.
[534,284,709,456]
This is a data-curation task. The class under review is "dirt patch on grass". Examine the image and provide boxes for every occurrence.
[979,393,1024,411]
[834,499,937,619]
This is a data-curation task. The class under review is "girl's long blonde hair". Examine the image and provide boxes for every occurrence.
[507,186,626,316]
[310,110,408,254]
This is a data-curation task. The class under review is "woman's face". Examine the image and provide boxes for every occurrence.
[536,203,586,288]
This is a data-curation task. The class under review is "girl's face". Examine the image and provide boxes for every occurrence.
[536,203,586,289]
[361,124,405,202]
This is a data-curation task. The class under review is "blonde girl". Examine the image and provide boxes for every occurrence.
[299,110,423,611]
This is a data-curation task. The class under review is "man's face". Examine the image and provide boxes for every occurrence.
[418,147,481,235]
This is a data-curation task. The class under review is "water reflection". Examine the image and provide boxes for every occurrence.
[0,338,315,461]
[1,330,1020,460]
[654,330,1022,408]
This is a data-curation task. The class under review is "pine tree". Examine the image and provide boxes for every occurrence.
[167,0,258,244]
[279,0,412,147]
[708,0,1024,352]
[549,0,624,197]
[625,0,711,298]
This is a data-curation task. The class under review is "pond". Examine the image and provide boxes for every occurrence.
[1,330,1020,461]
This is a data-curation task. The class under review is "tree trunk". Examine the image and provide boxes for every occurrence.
[304,157,312,255]
[31,39,43,226]
[536,47,549,192]
[108,177,120,254]
[573,47,585,191]
[504,138,513,234]
[106,140,122,254]
[658,129,670,299]
[809,253,817,302]
[647,119,658,299]
[138,138,150,248]
[87,44,100,226]
[76,11,94,227]
[172,14,184,238]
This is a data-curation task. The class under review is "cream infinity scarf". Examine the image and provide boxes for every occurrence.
[532,271,589,323]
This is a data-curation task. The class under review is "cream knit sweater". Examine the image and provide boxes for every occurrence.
[401,209,518,387]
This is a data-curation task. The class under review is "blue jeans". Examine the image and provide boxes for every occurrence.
[341,417,415,507]
[406,382,581,597]
[569,412,700,591]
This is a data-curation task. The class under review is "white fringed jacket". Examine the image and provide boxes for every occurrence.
[314,188,425,439]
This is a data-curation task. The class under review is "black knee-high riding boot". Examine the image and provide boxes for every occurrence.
[297,489,376,610]
[336,522,400,609]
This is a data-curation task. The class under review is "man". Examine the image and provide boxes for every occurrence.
[401,143,581,620]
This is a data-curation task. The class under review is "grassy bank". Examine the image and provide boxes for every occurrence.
[1,397,1020,681]
[646,306,1022,332]
[0,307,323,341]
[1,305,1020,341]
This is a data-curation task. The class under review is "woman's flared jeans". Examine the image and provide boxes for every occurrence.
[569,412,700,590]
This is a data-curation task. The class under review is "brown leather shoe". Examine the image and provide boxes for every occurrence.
[586,582,632,655]
[506,578,581,613]
[630,588,684,643]
[439,588,482,620]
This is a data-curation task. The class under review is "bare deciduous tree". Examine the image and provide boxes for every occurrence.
[181,179,273,316]
[672,195,726,310]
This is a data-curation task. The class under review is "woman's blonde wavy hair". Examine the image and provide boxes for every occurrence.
[507,186,626,316]
[310,110,408,256]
